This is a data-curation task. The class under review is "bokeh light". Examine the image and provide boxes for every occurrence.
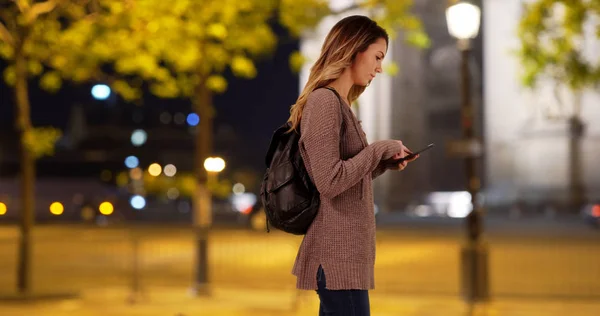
[174,113,185,125]
[130,195,146,210]
[91,84,111,100]
[50,202,64,215]
[204,157,226,172]
[0,202,6,215]
[124,155,139,169]
[232,183,245,195]
[164,164,177,177]
[186,113,200,126]
[148,163,162,176]
[130,167,143,180]
[167,188,180,200]
[99,202,114,215]
[131,129,147,146]
[160,112,172,124]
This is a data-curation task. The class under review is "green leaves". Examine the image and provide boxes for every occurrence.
[517,0,600,91]
[3,66,16,86]
[22,127,62,159]
[0,0,430,101]
[289,51,307,73]
[39,71,62,92]
[279,0,331,37]
[206,75,228,94]
[368,0,430,48]
[231,56,257,78]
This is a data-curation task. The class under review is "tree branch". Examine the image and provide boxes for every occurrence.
[13,0,30,13]
[24,0,60,24]
[0,20,14,47]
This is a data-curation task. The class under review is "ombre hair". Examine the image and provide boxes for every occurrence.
[288,15,388,132]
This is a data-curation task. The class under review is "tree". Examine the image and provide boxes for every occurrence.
[0,0,98,294]
[517,0,600,208]
[0,0,428,294]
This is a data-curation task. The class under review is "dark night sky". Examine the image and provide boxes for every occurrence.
[0,27,299,177]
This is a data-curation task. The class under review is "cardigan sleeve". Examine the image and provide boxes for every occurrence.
[300,89,403,199]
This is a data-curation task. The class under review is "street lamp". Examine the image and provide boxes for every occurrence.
[91,84,111,100]
[204,157,225,188]
[204,157,226,173]
[446,2,481,45]
[446,1,489,303]
[192,156,225,295]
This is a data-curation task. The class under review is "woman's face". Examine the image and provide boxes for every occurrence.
[350,37,387,86]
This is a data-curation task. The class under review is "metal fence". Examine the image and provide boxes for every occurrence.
[0,225,598,302]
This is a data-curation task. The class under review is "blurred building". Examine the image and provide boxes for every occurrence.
[0,98,196,178]
[483,0,600,210]
[301,0,600,213]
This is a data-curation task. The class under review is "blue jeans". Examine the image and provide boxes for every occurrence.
[315,265,370,316]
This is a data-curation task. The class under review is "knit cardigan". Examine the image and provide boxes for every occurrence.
[291,88,403,290]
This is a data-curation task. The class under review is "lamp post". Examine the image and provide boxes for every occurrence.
[446,1,489,303]
[192,156,225,295]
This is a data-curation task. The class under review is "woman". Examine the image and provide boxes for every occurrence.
[288,15,419,315]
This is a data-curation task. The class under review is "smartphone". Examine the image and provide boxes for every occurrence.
[391,143,435,163]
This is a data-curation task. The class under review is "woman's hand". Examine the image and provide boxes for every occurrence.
[390,141,419,171]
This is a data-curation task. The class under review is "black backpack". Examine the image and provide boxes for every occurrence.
[260,87,343,235]
[260,122,320,235]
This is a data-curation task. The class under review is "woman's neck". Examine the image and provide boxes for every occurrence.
[327,71,353,106]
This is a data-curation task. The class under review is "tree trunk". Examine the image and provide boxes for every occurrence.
[191,78,213,294]
[192,80,213,227]
[15,48,35,294]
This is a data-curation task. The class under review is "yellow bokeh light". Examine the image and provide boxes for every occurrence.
[99,202,114,215]
[148,163,162,176]
[0,202,7,215]
[49,202,64,215]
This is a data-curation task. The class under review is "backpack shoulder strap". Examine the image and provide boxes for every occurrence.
[323,86,345,140]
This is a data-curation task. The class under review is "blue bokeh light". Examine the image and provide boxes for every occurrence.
[124,156,139,169]
[186,113,200,126]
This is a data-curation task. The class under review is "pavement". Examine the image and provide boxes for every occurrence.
[2,285,600,316]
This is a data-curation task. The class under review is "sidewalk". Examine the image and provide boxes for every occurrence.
[1,286,600,316]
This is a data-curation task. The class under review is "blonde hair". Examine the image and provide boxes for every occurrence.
[288,15,389,132]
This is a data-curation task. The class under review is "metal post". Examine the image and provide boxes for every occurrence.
[458,39,489,303]
[568,115,585,210]
[128,233,143,304]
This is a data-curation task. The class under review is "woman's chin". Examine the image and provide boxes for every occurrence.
[356,80,370,87]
